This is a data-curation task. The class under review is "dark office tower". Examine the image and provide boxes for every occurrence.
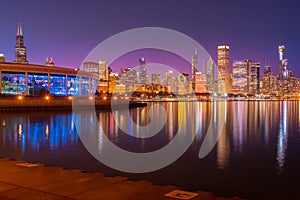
[139,57,148,84]
[191,49,198,90]
[14,23,28,64]
[217,45,230,95]
[249,62,260,94]
[262,65,271,95]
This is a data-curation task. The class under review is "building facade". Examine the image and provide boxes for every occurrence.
[139,58,148,84]
[217,45,230,95]
[232,60,249,94]
[249,62,260,94]
[195,72,208,93]
[192,49,198,90]
[14,23,28,64]
[0,62,97,96]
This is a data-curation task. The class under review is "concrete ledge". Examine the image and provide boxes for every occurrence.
[0,158,244,200]
[0,96,147,112]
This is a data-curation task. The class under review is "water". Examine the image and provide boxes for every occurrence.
[1,101,300,199]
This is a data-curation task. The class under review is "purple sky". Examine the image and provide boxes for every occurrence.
[0,0,299,76]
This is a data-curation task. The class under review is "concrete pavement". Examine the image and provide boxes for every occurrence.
[0,158,243,200]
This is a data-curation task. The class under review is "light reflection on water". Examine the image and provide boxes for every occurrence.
[0,101,300,199]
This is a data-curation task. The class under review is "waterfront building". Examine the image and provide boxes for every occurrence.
[0,54,5,62]
[278,45,285,80]
[262,65,271,95]
[139,58,148,84]
[14,23,28,64]
[119,67,138,92]
[0,62,97,96]
[83,62,99,75]
[177,73,189,95]
[206,57,214,93]
[232,60,248,94]
[151,73,161,84]
[217,45,230,95]
[192,49,198,90]
[166,70,174,93]
[98,61,109,81]
[45,57,55,67]
[195,72,208,93]
[249,62,260,94]
[1,24,97,96]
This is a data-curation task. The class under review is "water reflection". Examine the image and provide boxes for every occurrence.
[277,101,288,172]
[0,113,78,159]
[1,101,300,198]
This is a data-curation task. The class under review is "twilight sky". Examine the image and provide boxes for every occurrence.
[0,0,299,76]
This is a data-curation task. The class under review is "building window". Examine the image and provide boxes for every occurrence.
[1,72,26,94]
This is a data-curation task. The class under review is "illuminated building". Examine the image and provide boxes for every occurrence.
[195,72,207,93]
[232,60,249,94]
[249,62,260,94]
[45,57,55,67]
[217,45,230,95]
[0,24,97,96]
[166,70,174,93]
[119,67,138,92]
[192,49,198,90]
[0,62,97,96]
[177,73,189,95]
[98,61,109,81]
[139,58,148,84]
[278,45,285,80]
[0,54,5,62]
[262,65,271,95]
[151,73,161,84]
[83,62,99,75]
[14,23,28,64]
[206,57,214,93]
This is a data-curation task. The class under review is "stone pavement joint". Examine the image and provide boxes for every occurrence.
[0,158,244,200]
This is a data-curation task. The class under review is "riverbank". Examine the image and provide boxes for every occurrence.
[0,96,146,112]
[0,158,243,200]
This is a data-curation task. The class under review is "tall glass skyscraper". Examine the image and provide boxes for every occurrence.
[14,23,28,64]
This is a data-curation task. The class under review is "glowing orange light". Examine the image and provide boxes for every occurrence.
[103,96,107,100]
[45,96,50,100]
[68,96,72,100]
[17,95,23,100]
[89,96,93,100]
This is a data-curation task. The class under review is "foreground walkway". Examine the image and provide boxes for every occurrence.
[0,158,243,200]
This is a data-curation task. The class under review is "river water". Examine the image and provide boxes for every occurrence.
[0,101,300,199]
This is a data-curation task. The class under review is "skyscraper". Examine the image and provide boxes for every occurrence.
[195,72,207,93]
[166,70,174,93]
[249,62,260,94]
[98,61,109,81]
[192,49,198,90]
[206,57,214,93]
[262,65,271,95]
[139,58,148,84]
[151,73,161,84]
[232,60,248,94]
[217,45,230,95]
[278,45,284,80]
[14,23,28,64]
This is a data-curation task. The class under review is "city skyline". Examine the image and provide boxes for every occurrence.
[0,23,295,79]
[0,0,299,75]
